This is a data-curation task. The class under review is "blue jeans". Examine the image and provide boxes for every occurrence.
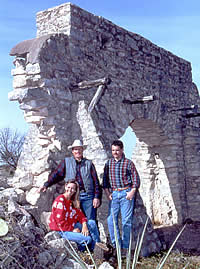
[107,188,135,249]
[59,220,100,251]
[80,192,97,221]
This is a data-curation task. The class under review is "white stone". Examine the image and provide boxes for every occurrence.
[24,115,45,124]
[26,187,41,205]
[98,262,114,269]
[33,171,50,187]
[12,75,27,88]
[52,139,62,151]
[26,63,41,74]
[31,159,48,176]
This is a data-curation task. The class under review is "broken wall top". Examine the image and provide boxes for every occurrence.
[36,2,191,72]
[9,2,199,142]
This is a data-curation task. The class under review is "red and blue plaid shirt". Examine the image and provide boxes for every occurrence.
[103,154,139,190]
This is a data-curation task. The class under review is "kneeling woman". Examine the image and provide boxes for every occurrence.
[49,180,107,252]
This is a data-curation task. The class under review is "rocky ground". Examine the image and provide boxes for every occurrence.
[0,167,200,268]
[0,167,110,269]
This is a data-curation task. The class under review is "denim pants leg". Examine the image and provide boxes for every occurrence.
[107,191,121,248]
[120,189,135,249]
[107,189,135,249]
[80,192,97,221]
[59,228,92,251]
[73,220,100,251]
[86,219,101,250]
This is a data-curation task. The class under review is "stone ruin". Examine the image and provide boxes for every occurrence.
[8,2,200,256]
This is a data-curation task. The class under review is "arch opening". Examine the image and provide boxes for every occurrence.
[127,119,182,226]
[120,126,136,160]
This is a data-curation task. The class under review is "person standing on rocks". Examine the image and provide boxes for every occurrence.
[38,139,101,221]
[103,140,140,259]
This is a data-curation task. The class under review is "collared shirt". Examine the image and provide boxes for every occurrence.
[44,158,100,198]
[103,154,139,190]
[76,160,86,191]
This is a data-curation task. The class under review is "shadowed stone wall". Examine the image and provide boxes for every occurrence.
[8,2,200,255]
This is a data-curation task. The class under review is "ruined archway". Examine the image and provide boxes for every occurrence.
[9,2,200,235]
[131,119,181,226]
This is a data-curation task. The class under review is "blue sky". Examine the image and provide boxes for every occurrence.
[0,0,200,157]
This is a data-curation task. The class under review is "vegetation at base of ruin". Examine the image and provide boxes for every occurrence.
[0,127,25,170]
[62,214,200,269]
[81,251,200,269]
[0,205,200,268]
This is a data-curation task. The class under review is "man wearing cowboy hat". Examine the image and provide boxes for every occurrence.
[38,139,101,221]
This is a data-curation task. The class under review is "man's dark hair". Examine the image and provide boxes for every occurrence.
[111,140,124,149]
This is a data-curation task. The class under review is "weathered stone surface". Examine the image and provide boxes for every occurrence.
[0,188,25,204]
[8,2,200,258]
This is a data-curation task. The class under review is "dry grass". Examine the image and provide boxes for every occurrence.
[135,251,200,269]
[72,250,200,268]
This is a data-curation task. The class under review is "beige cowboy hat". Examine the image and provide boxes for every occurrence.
[68,139,87,150]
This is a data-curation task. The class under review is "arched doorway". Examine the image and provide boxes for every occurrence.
[130,119,183,225]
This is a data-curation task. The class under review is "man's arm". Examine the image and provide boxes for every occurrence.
[104,188,112,201]
[129,161,140,189]
[126,161,139,200]
[102,162,112,200]
[90,163,101,208]
[38,160,66,193]
[90,163,101,199]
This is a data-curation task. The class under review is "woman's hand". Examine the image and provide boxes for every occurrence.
[81,222,89,236]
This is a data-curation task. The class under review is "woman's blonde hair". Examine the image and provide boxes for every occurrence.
[65,180,80,209]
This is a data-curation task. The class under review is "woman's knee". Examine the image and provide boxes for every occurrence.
[82,235,92,245]
[87,219,96,227]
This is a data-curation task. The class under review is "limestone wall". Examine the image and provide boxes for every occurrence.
[9,2,200,230]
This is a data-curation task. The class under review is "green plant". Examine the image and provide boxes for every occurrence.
[112,210,122,268]
[156,224,186,269]
[112,211,149,269]
[62,238,93,269]
[58,213,187,269]
[112,213,187,269]
[130,216,149,268]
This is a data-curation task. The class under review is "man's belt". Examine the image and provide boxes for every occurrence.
[112,186,130,191]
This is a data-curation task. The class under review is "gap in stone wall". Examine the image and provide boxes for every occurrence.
[120,126,136,160]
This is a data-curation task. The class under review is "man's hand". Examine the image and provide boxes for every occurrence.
[37,186,47,193]
[126,188,136,201]
[81,222,89,236]
[93,198,100,208]
[105,188,112,201]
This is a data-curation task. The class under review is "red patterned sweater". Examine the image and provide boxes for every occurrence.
[49,194,87,231]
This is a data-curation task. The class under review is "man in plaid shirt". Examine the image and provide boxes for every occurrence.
[103,140,140,258]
